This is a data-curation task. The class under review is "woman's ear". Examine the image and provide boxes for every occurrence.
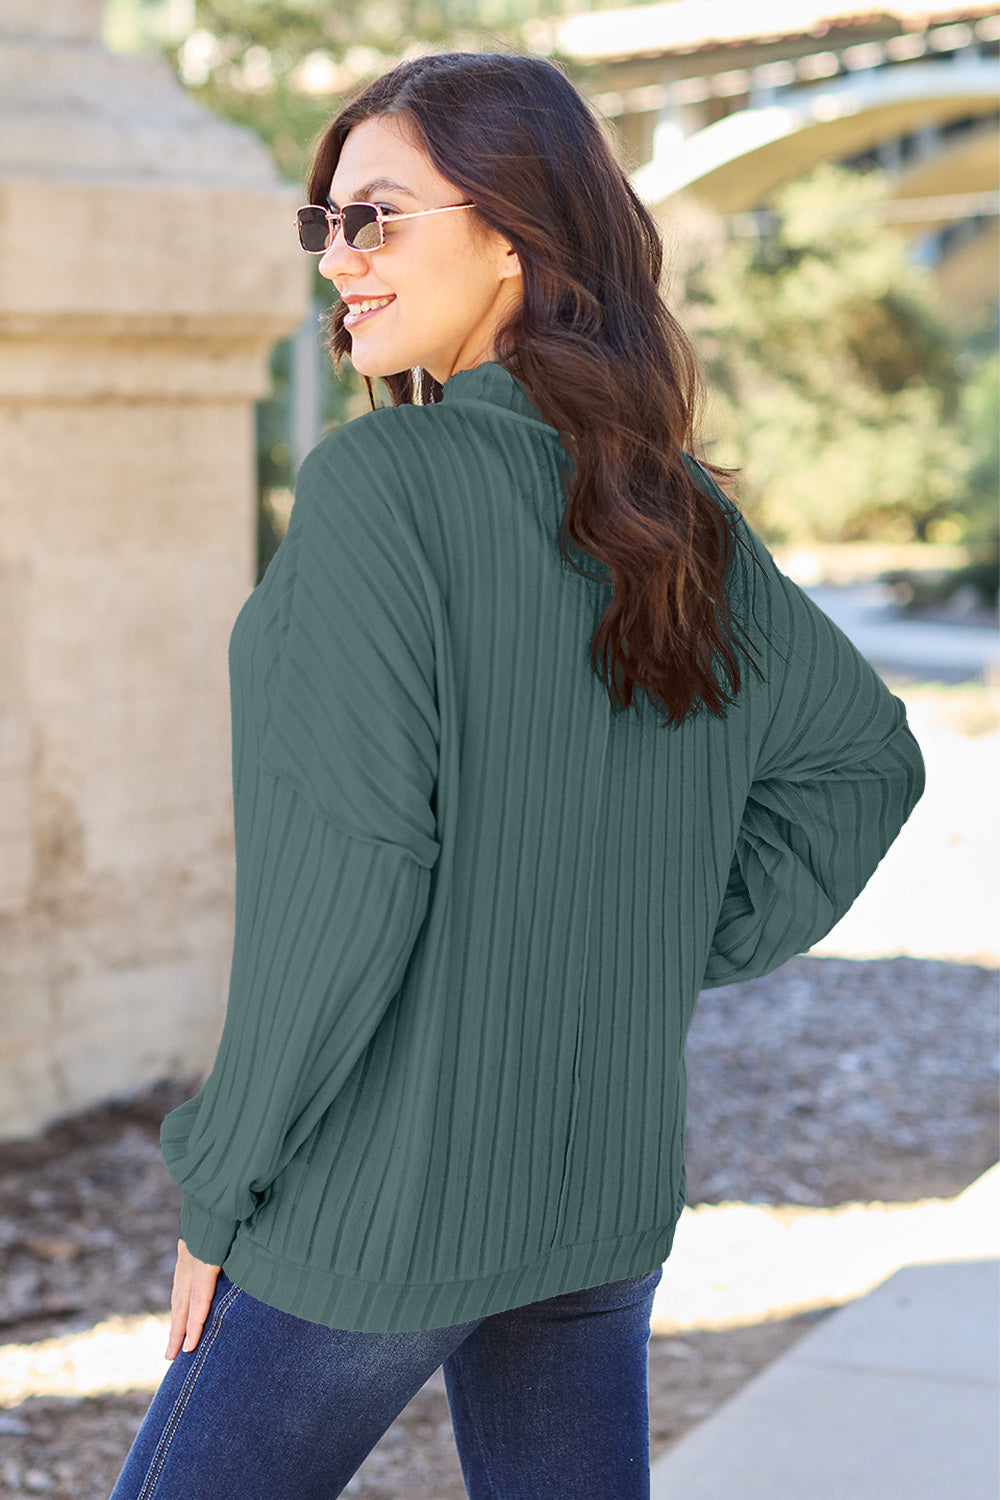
[498,243,522,283]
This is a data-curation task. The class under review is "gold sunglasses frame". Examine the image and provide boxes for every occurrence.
[295,200,475,253]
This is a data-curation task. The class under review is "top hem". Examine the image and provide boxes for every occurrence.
[221,1219,680,1334]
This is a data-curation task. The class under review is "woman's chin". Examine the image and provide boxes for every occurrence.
[348,348,406,380]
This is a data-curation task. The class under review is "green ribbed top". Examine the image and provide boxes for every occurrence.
[160,360,925,1333]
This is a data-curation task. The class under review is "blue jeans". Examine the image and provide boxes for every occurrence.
[109,1264,664,1499]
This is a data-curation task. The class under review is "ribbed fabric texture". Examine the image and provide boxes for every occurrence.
[160,360,926,1333]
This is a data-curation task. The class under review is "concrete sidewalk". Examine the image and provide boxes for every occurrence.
[650,1253,999,1499]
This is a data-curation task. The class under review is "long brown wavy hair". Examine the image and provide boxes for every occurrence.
[306,51,765,726]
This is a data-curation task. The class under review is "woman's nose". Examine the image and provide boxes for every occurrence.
[317,231,368,282]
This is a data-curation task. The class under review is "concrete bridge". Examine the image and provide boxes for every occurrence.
[530,2,1000,315]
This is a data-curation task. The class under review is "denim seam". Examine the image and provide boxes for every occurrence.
[136,1281,244,1499]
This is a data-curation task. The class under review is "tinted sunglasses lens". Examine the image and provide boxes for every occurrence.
[343,205,382,250]
[297,207,330,253]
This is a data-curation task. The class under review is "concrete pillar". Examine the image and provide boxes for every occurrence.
[653,68,686,159]
[0,0,310,1136]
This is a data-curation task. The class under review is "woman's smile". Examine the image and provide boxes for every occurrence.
[342,295,396,329]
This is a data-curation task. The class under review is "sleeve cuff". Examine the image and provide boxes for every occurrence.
[179,1192,240,1267]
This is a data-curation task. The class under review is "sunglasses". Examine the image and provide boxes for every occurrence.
[295,200,475,253]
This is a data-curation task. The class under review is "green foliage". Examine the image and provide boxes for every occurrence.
[170,0,592,188]
[955,343,1000,556]
[686,165,990,550]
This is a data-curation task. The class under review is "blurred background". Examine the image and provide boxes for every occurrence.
[108,0,1000,592]
[0,2,996,1496]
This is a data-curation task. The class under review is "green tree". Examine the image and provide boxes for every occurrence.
[950,342,1000,605]
[684,165,984,552]
[172,0,592,187]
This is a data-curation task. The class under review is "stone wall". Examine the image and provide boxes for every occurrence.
[0,0,310,1136]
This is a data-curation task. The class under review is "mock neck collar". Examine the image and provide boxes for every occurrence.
[439,360,549,427]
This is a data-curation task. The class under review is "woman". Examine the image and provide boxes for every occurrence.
[110,50,925,1499]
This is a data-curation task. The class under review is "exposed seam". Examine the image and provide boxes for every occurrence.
[136,1281,244,1499]
[549,718,612,1251]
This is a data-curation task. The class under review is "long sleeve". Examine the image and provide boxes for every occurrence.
[160,427,441,1265]
[698,473,925,989]
[162,787,431,1264]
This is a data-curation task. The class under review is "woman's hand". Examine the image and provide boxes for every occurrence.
[165,1237,222,1360]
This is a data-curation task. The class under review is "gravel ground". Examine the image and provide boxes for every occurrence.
[1,676,997,1499]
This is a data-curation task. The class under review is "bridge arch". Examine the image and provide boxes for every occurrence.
[631,59,999,213]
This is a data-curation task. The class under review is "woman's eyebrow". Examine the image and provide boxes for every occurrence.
[327,177,418,208]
